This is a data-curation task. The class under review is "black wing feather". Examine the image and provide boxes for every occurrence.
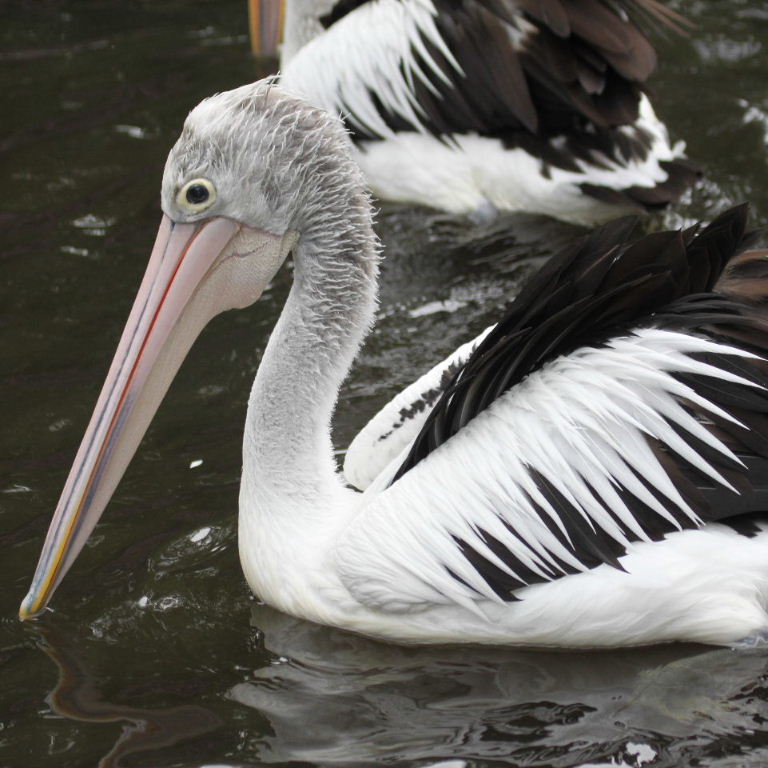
[391,206,768,599]
[397,204,756,481]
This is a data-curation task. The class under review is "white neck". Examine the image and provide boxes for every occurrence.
[238,208,378,607]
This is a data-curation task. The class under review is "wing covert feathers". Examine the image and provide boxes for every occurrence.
[396,204,758,478]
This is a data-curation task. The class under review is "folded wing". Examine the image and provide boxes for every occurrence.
[335,207,768,613]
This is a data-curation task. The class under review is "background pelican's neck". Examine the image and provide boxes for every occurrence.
[241,210,379,525]
[282,0,336,65]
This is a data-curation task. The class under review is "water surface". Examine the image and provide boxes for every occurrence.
[2,1,768,765]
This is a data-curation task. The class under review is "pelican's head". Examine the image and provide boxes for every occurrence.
[162,80,361,235]
[19,79,366,620]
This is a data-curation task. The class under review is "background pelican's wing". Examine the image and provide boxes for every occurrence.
[344,326,494,490]
[282,0,697,207]
[335,208,768,612]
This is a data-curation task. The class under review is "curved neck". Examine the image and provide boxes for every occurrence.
[241,220,378,522]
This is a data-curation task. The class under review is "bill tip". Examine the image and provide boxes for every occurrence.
[19,593,42,621]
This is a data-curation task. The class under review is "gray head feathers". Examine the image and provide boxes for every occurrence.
[161,78,377,266]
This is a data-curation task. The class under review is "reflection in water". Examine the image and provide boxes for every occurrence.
[20,606,768,767]
[231,606,768,766]
[34,624,221,768]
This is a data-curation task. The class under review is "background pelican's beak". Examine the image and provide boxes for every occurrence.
[20,214,289,620]
[248,0,285,57]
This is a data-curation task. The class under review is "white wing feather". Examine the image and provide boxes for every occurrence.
[280,0,458,139]
[335,328,760,613]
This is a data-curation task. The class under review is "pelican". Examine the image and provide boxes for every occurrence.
[250,0,699,224]
[19,81,768,648]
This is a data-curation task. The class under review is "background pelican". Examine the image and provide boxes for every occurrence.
[19,80,768,648]
[251,0,699,223]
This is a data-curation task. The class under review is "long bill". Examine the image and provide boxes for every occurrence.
[19,214,284,620]
[248,0,285,57]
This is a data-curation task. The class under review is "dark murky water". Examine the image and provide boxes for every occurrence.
[2,1,768,766]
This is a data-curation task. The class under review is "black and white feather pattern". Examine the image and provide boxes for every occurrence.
[344,325,494,490]
[281,0,699,220]
[337,207,768,610]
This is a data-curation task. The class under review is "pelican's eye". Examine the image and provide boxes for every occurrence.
[177,178,216,212]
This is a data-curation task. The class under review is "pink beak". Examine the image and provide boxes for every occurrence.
[19,213,284,619]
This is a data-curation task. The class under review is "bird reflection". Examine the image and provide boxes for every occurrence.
[33,624,221,768]
[26,609,768,767]
[232,604,768,766]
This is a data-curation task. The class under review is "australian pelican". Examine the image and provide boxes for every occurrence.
[20,81,768,648]
[251,0,700,224]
